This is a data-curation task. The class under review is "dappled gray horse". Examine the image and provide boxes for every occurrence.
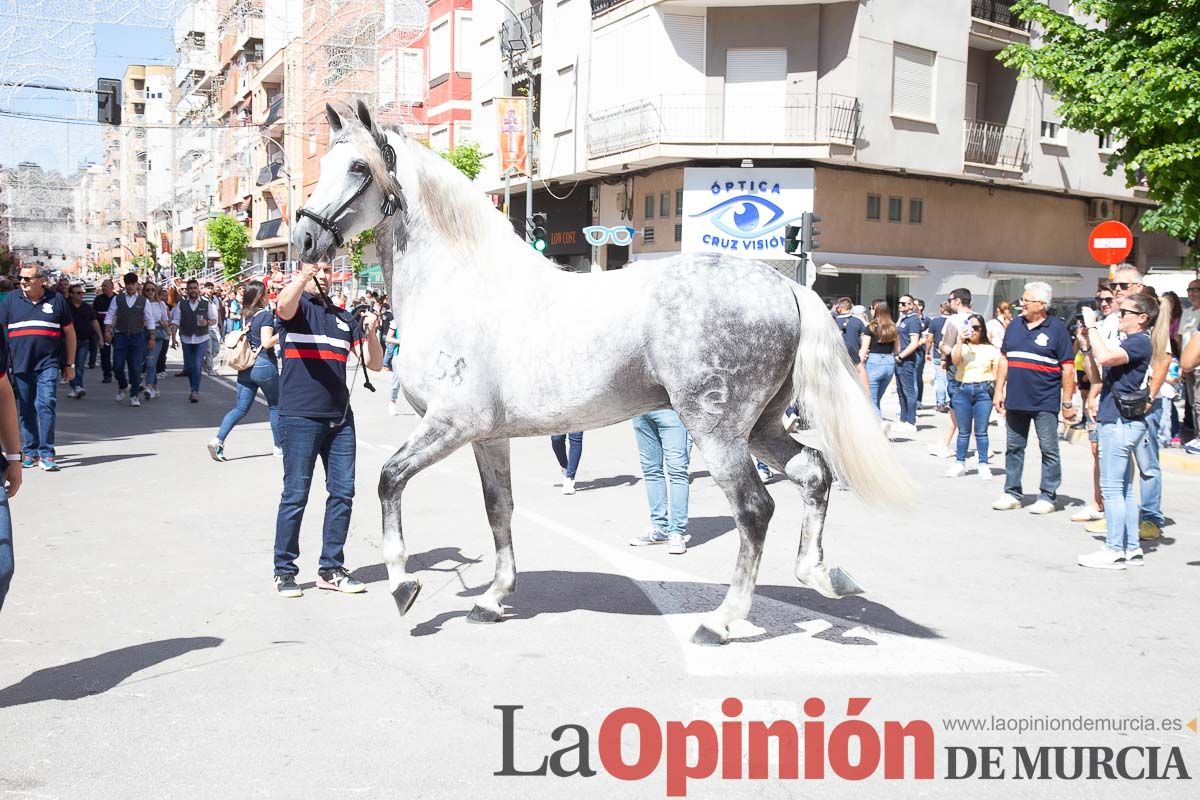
[292,101,911,645]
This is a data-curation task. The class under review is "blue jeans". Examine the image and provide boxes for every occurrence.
[274,415,356,576]
[216,358,281,447]
[864,353,895,418]
[896,358,918,424]
[12,367,59,461]
[952,382,993,463]
[144,333,163,387]
[1003,410,1061,503]
[632,410,691,535]
[934,362,948,407]
[112,332,147,394]
[181,341,206,393]
[0,492,11,613]
[1136,400,1164,526]
[70,341,90,390]
[550,432,584,479]
[1099,419,1146,553]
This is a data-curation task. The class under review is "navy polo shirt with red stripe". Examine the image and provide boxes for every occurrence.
[277,294,364,419]
[0,290,73,374]
[1000,314,1073,413]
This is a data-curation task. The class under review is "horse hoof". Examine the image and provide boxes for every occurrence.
[466,604,503,624]
[691,624,728,647]
[829,567,864,597]
[392,580,422,616]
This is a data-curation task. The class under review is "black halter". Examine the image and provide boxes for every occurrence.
[296,140,402,248]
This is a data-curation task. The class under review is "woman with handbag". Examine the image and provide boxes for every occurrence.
[947,313,1000,479]
[1077,292,1168,569]
[207,281,282,461]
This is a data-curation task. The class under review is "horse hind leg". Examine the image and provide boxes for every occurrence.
[689,437,775,646]
[750,430,864,599]
[379,414,474,616]
[466,440,516,624]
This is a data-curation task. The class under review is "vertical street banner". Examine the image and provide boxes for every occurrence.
[160,232,171,255]
[495,96,529,177]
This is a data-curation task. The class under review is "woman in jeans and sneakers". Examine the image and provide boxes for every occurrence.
[860,301,900,421]
[1077,292,1168,569]
[947,314,1000,480]
[551,432,584,495]
[207,281,282,461]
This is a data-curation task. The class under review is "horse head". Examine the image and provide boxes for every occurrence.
[293,100,405,263]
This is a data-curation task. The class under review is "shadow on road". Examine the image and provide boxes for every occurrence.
[0,636,223,708]
[685,515,735,547]
[297,547,483,590]
[409,569,939,644]
[575,474,640,491]
[54,452,155,468]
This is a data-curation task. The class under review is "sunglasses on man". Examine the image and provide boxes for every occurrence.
[1094,295,1114,304]
[18,275,40,284]
[1109,282,1133,291]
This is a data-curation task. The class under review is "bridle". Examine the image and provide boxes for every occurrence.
[295,138,403,249]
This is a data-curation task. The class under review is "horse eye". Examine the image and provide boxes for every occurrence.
[350,161,369,175]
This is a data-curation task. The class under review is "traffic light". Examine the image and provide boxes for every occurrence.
[529,212,548,252]
[97,78,121,125]
[783,225,801,257]
[801,212,821,253]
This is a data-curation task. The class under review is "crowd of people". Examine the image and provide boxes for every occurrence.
[827,267,1193,571]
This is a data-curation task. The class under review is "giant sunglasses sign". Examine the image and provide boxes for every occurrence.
[682,168,815,259]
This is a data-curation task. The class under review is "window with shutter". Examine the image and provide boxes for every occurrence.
[724,48,787,140]
[892,42,936,120]
[664,13,705,78]
[1040,86,1065,143]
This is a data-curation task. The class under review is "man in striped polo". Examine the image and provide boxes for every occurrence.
[0,264,76,471]
[271,261,383,598]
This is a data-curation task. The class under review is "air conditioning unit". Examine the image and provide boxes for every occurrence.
[1088,198,1113,223]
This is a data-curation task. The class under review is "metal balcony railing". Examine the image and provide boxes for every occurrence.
[971,0,1031,31]
[500,1,542,57]
[964,119,1027,170]
[586,93,862,158]
[256,161,285,186]
[590,0,628,15]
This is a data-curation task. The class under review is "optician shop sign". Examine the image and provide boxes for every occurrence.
[681,168,814,259]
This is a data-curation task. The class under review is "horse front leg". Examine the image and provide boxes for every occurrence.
[466,440,516,624]
[784,445,863,599]
[379,413,474,615]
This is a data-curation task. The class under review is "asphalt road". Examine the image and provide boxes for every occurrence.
[2,358,1198,799]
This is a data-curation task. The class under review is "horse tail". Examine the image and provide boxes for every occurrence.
[789,283,915,508]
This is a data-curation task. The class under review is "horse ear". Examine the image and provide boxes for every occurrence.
[356,99,374,132]
[326,103,344,135]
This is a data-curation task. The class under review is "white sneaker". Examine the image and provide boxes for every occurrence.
[667,532,689,555]
[928,444,952,459]
[130,395,140,407]
[945,462,966,478]
[1027,499,1056,515]
[562,477,576,495]
[115,389,127,402]
[272,446,284,459]
[992,495,1022,511]
[1078,548,1126,570]
[150,386,161,399]
[1070,505,1104,523]
[388,401,398,416]
[756,463,772,482]
[978,463,992,481]
[1124,547,1145,566]
[66,386,78,398]
[629,527,670,547]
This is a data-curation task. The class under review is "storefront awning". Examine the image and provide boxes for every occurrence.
[987,269,1084,282]
[816,263,929,277]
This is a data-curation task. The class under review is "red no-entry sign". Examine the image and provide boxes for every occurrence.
[1088,220,1133,266]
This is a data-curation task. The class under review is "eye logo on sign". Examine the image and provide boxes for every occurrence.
[689,195,799,239]
[582,226,637,246]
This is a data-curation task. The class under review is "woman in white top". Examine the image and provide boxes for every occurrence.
[986,300,1012,347]
[947,313,1001,479]
[141,283,171,399]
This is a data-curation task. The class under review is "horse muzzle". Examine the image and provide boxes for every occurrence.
[292,212,338,264]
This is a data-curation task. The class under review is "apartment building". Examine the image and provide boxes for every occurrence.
[420,0,475,151]
[172,0,221,263]
[118,64,175,266]
[472,0,1188,311]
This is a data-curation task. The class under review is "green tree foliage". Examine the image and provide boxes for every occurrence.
[440,141,483,180]
[1002,0,1200,243]
[187,250,205,276]
[207,213,250,280]
[349,227,375,276]
[172,249,205,277]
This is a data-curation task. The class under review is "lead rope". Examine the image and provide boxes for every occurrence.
[305,277,374,430]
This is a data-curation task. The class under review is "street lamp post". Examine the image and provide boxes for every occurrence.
[493,0,536,240]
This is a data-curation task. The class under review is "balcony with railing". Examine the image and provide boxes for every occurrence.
[586,93,862,159]
[963,119,1027,171]
[256,160,285,186]
[499,2,543,59]
[971,0,1030,31]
